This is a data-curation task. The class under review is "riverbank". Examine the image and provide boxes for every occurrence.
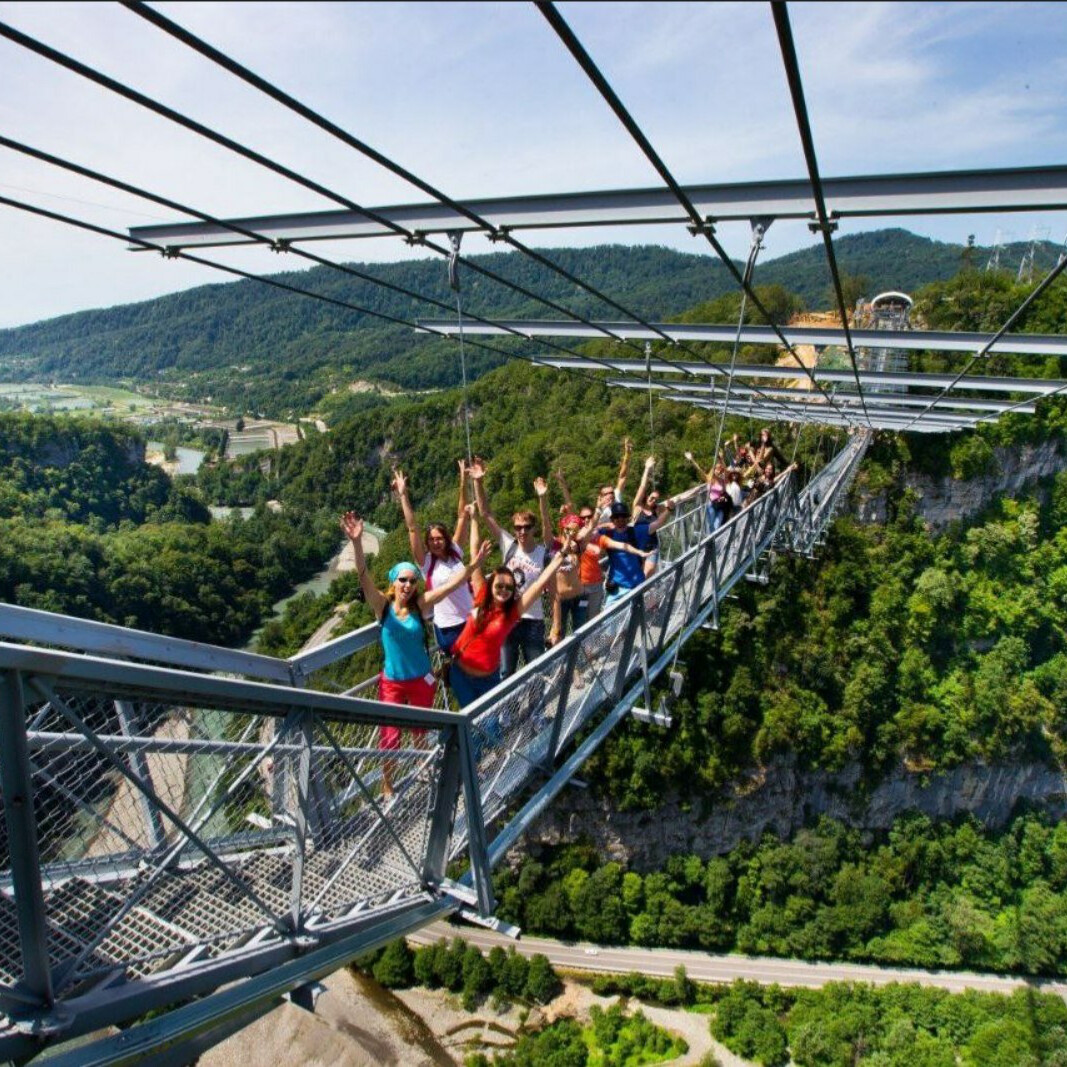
[199,969,724,1066]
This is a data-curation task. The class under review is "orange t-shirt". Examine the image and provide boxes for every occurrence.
[578,540,604,585]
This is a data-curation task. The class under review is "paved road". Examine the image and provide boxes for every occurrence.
[411,921,1067,998]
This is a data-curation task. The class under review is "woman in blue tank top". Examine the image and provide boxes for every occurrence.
[342,511,489,803]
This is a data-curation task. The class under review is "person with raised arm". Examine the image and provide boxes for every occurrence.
[469,458,556,679]
[392,464,473,655]
[555,470,609,621]
[595,437,635,522]
[449,509,575,708]
[340,510,490,802]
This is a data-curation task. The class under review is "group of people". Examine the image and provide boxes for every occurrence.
[684,428,793,532]
[341,431,792,799]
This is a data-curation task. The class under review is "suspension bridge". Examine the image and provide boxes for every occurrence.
[1,1,1066,1062]
[0,431,867,1064]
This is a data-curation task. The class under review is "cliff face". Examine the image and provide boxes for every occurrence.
[525,757,1067,872]
[855,439,1066,529]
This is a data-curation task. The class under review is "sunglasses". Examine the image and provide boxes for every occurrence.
[395,576,418,585]
[492,582,516,593]
[513,523,533,531]
[579,513,594,520]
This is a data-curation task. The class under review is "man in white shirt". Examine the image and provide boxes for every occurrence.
[470,462,555,679]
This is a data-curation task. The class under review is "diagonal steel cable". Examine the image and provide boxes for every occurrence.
[0,190,655,402]
[2,9,856,429]
[0,135,649,393]
[122,0,687,361]
[906,251,1067,430]
[535,0,861,430]
[118,0,834,426]
[0,16,680,376]
[771,1,872,428]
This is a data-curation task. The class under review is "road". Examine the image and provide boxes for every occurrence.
[411,921,1067,999]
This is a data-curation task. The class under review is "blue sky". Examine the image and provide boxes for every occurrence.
[1,1,1066,328]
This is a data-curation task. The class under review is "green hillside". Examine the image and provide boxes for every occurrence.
[2,229,1053,418]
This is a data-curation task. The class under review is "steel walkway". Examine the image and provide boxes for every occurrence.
[0,432,868,1064]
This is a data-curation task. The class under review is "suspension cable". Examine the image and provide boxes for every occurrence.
[771,1,872,429]
[120,0,829,424]
[0,193,630,398]
[0,16,815,424]
[535,0,861,431]
[904,250,1067,430]
[0,17,657,366]
[0,137,660,392]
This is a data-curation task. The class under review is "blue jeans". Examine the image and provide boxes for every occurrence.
[450,662,500,708]
[434,622,465,655]
[501,618,545,679]
[707,504,726,532]
[558,596,588,635]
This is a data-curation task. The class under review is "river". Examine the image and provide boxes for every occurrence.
[146,441,206,476]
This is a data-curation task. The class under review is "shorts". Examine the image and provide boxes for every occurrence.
[377,673,434,749]
[583,582,605,619]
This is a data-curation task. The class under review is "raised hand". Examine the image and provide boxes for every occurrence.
[391,468,408,496]
[468,456,486,481]
[684,451,694,462]
[457,458,468,478]
[623,437,633,455]
[464,502,476,518]
[533,476,548,497]
[340,511,363,542]
[472,539,493,567]
[553,467,567,483]
[644,455,656,471]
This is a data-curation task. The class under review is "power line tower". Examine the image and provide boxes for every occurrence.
[1017,226,1050,284]
[986,228,1007,272]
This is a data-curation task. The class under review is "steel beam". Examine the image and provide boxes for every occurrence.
[666,398,973,432]
[605,377,1035,414]
[421,726,462,887]
[420,319,1067,359]
[130,164,1067,248]
[662,393,981,422]
[0,643,462,730]
[538,355,1065,395]
[0,603,291,683]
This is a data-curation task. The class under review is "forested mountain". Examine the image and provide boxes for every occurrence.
[2,229,1056,417]
[0,413,334,642]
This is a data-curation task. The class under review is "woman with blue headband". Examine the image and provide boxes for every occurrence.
[342,511,490,803]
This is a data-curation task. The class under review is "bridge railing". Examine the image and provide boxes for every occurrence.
[0,441,862,1053]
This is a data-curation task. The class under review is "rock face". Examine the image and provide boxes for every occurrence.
[523,756,1067,871]
[855,439,1066,529]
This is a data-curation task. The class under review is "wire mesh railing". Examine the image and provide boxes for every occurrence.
[0,436,865,1052]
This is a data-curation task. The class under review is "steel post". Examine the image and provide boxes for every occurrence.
[0,671,54,1011]
[421,726,462,887]
[546,640,582,767]
[457,722,495,916]
[289,711,313,933]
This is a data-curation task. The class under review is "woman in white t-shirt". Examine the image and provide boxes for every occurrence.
[393,465,474,654]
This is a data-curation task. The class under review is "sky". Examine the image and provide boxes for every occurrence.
[1,1,1067,329]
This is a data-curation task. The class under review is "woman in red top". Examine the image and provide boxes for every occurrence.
[450,512,573,708]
